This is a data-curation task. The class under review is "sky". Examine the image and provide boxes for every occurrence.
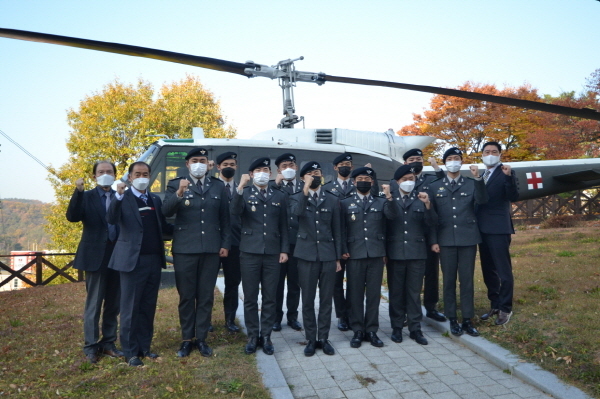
[1,0,599,203]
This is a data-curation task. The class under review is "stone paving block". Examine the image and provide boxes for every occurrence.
[289,383,316,399]
[401,364,429,376]
[438,373,468,386]
[303,367,329,380]
[430,391,462,399]
[279,357,301,370]
[403,344,430,354]
[490,395,521,399]
[366,379,394,392]
[329,368,357,380]
[349,361,377,372]
[435,354,463,363]
[444,360,478,370]
[310,375,339,390]
[282,367,305,379]
[323,359,352,371]
[373,388,406,399]
[418,358,446,368]
[473,362,502,372]
[344,388,376,399]
[420,381,452,395]
[427,366,459,377]
[275,349,297,360]
[342,353,369,364]
[364,353,395,365]
[314,386,345,399]
[333,346,356,356]
[468,375,497,387]
[335,377,364,391]
[497,377,525,389]
[456,368,485,378]
[478,384,514,397]
[402,390,435,399]
[510,385,550,398]
[391,380,423,393]
[385,349,409,359]
[455,389,493,399]
[411,372,442,385]
[483,369,512,380]
[426,347,453,355]
[392,355,419,367]
[374,361,402,375]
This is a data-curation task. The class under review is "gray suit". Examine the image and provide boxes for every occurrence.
[66,186,120,355]
[290,189,342,342]
[231,185,289,339]
[429,176,488,319]
[341,194,399,333]
[162,175,231,341]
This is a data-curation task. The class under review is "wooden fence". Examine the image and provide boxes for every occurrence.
[0,253,81,290]
[511,189,600,224]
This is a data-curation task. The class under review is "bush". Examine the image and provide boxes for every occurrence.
[540,215,583,229]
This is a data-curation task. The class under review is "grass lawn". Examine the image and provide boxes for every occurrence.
[0,284,271,398]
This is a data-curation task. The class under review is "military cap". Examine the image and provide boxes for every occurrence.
[185,147,209,160]
[333,153,353,165]
[275,153,296,166]
[216,151,237,165]
[442,147,463,162]
[402,148,423,161]
[351,166,375,179]
[300,161,321,177]
[248,157,271,171]
[394,164,416,180]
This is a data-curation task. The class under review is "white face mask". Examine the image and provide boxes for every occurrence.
[253,172,270,186]
[282,168,296,180]
[399,180,415,193]
[132,177,150,191]
[445,160,462,173]
[482,155,500,167]
[96,174,115,188]
[189,162,207,178]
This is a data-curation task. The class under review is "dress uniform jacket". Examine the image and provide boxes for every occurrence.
[322,179,355,198]
[230,185,290,255]
[390,171,444,197]
[475,165,519,234]
[162,175,231,253]
[271,179,304,246]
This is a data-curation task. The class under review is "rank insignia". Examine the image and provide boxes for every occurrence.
[251,205,256,212]
[351,214,356,221]
[439,187,445,191]
[184,199,190,206]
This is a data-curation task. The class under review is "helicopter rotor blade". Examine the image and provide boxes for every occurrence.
[324,75,600,121]
[0,28,249,76]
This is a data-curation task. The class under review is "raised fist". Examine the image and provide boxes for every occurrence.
[116,182,127,195]
[75,178,84,192]
[469,165,480,178]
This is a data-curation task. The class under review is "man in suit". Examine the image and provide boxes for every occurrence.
[162,148,231,358]
[290,162,342,356]
[107,161,172,367]
[271,153,303,332]
[429,148,488,337]
[386,165,437,346]
[215,151,242,333]
[231,157,289,356]
[66,160,122,363]
[476,142,519,325]
[340,167,398,348]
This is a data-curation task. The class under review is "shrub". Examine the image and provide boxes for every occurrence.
[540,215,583,229]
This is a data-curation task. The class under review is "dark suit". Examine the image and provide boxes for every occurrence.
[162,175,231,341]
[341,193,399,333]
[107,188,171,359]
[231,185,289,339]
[475,165,519,313]
[66,186,120,355]
[290,189,342,342]
[429,176,488,319]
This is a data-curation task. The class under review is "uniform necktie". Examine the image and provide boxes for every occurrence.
[342,180,348,193]
[105,191,117,241]
[363,195,369,207]
[403,195,408,203]
[450,180,456,188]
[313,192,318,201]
[483,169,491,184]
[140,193,148,204]
[197,180,203,194]
[104,191,111,211]
[260,188,267,199]
[225,183,232,199]
[287,181,294,188]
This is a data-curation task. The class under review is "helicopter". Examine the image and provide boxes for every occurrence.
[1,27,600,202]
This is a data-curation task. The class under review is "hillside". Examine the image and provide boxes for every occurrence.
[0,198,50,253]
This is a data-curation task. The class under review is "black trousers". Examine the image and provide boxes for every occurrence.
[346,257,384,333]
[479,233,513,313]
[83,242,119,355]
[388,259,426,332]
[119,253,162,359]
[333,258,348,319]
[275,245,300,323]
[173,253,220,341]
[422,249,441,312]
[297,259,336,342]
[221,245,241,322]
[240,252,280,339]
[439,245,477,319]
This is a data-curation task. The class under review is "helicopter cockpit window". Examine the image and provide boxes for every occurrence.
[166,151,188,181]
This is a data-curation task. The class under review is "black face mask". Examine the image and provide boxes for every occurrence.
[338,166,351,178]
[309,178,321,190]
[408,162,423,175]
[356,181,372,194]
[221,167,235,179]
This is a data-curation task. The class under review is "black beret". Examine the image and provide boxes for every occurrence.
[333,153,352,165]
[351,167,375,179]
[402,148,423,161]
[185,147,209,160]
[248,157,271,171]
[216,151,237,165]
[394,164,416,180]
[275,153,296,166]
[442,147,463,162]
[300,161,321,177]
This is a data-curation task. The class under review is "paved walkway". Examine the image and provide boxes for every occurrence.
[214,277,591,399]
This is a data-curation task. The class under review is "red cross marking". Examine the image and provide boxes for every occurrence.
[526,172,543,189]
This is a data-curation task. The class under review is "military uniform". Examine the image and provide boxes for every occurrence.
[162,174,231,343]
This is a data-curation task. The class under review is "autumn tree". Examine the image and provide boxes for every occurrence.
[45,75,236,270]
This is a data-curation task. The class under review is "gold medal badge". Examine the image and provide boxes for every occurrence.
[351,214,356,221]
[251,205,256,212]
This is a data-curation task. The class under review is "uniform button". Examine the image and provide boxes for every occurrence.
[453,207,456,209]
[404,221,407,224]
[404,212,408,214]
[264,214,267,217]
[364,228,367,231]
[202,209,205,212]
[452,198,456,200]
[202,231,205,234]
[405,231,408,234]
[264,223,267,226]
[454,225,457,228]
[453,215,456,218]
[316,230,319,233]
[317,241,320,243]
[264,204,267,208]
[316,212,319,214]
[364,220,367,223]
[404,241,408,243]
[264,232,267,235]
[316,221,319,224]
[202,221,204,223]
[365,237,368,240]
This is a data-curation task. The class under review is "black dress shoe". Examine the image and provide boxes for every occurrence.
[226,320,240,333]
[350,331,364,348]
[138,350,159,359]
[287,319,302,331]
[449,319,463,336]
[481,308,499,321]
[262,335,274,355]
[102,346,124,358]
[367,332,384,347]
[462,319,480,337]
[208,324,214,332]
[391,328,403,343]
[337,317,349,331]
[197,340,213,357]
[495,311,513,326]
[257,336,264,348]
[177,341,193,357]
[426,309,447,322]
[245,337,258,354]
[272,321,282,332]
[319,339,335,355]
[409,330,428,345]
[304,340,316,357]
[127,356,144,367]
[85,353,99,364]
